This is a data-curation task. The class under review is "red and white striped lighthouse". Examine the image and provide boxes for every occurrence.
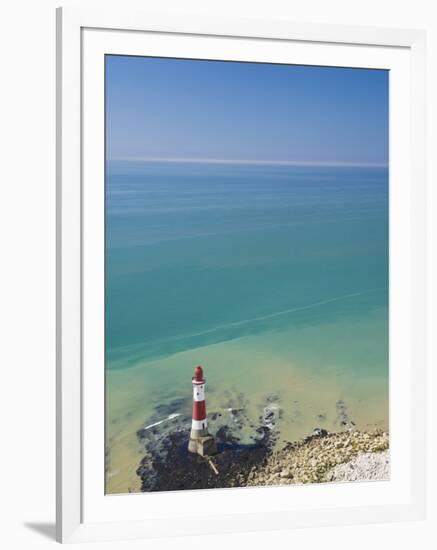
[188,365,217,456]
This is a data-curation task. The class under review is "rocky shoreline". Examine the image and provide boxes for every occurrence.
[135,417,388,491]
[129,394,389,492]
[246,429,389,486]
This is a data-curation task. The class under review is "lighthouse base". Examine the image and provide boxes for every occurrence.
[188,434,217,457]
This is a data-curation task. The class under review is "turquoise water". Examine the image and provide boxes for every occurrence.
[105,160,388,493]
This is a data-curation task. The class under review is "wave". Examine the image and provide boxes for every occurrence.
[143,413,181,430]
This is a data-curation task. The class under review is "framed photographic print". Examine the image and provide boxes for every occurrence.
[56,7,426,543]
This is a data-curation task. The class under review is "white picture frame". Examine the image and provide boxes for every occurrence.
[56,6,426,544]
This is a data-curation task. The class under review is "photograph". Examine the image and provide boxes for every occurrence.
[104,55,389,494]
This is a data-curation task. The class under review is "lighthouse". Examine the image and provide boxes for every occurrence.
[188,365,217,456]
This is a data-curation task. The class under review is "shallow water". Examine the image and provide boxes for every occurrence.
[105,161,389,494]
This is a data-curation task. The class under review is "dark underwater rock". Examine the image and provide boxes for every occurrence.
[137,427,272,492]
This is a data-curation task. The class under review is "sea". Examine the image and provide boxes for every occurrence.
[105,160,389,494]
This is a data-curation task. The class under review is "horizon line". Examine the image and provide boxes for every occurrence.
[108,157,388,168]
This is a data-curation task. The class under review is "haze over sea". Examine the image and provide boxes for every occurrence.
[105,159,389,494]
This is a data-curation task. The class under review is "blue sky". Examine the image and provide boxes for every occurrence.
[106,55,388,166]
